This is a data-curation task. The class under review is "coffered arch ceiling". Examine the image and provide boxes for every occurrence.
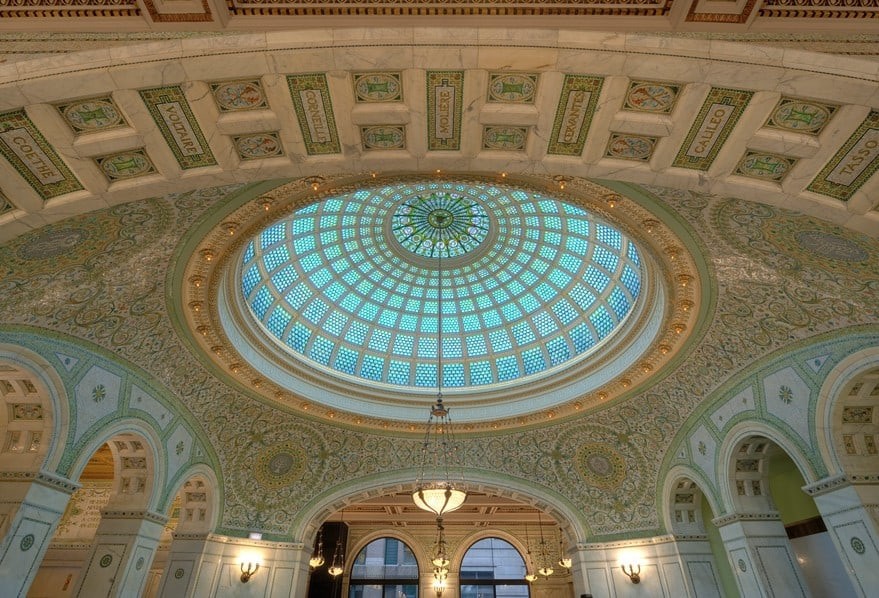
[0,30,876,242]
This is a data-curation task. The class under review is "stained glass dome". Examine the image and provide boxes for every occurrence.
[238,181,643,393]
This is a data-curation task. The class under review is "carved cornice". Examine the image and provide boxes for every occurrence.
[711,512,781,527]
[0,470,80,494]
[100,509,169,525]
[207,532,305,550]
[802,473,849,496]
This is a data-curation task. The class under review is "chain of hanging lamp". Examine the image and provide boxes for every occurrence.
[412,218,467,519]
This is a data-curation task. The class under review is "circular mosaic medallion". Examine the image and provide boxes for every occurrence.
[99,554,113,568]
[737,558,747,572]
[63,99,123,131]
[391,192,490,259]
[355,73,401,102]
[174,567,185,579]
[19,534,34,551]
[256,442,306,489]
[626,83,677,112]
[213,81,265,111]
[607,135,654,161]
[736,153,792,181]
[483,126,526,150]
[489,74,537,103]
[235,134,283,160]
[16,227,85,260]
[796,231,869,263]
[851,536,866,555]
[771,100,831,133]
[135,556,145,571]
[575,442,627,490]
[100,152,153,180]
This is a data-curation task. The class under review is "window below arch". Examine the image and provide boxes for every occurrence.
[460,537,529,598]
[349,537,419,598]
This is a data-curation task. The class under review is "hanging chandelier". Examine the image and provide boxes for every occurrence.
[536,513,554,578]
[412,237,467,517]
[309,526,325,568]
[523,520,538,583]
[557,527,572,571]
[327,511,345,577]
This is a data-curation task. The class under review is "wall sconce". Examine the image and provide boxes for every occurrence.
[240,561,260,583]
[621,563,641,584]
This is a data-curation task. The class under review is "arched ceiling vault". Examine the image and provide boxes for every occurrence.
[0,30,876,244]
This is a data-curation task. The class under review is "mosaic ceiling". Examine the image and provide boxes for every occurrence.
[0,30,877,540]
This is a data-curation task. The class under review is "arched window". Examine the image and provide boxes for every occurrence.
[460,537,529,598]
[349,537,419,598]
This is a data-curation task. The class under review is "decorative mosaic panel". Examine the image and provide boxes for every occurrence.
[0,109,83,200]
[765,97,837,135]
[95,150,156,182]
[286,74,341,155]
[807,110,879,202]
[233,132,284,160]
[547,75,604,156]
[482,126,527,151]
[0,190,12,215]
[427,71,464,151]
[209,80,268,112]
[56,96,127,134]
[605,133,657,161]
[360,126,405,150]
[623,80,681,114]
[487,73,538,104]
[735,152,797,183]
[672,87,753,171]
[353,72,402,103]
[842,406,873,424]
[139,86,217,170]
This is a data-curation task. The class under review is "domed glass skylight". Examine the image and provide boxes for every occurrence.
[239,181,642,391]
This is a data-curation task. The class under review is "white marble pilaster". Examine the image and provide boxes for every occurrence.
[0,471,78,598]
[714,513,809,598]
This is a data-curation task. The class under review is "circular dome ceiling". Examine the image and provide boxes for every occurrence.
[237,181,643,394]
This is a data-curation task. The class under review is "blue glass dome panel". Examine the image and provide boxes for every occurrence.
[240,181,643,390]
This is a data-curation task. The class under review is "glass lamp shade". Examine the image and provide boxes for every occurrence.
[327,564,344,577]
[432,554,450,568]
[412,485,467,516]
[559,557,572,569]
[309,554,325,568]
[538,566,554,577]
[525,572,538,582]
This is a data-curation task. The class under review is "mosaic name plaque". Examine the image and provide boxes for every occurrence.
[427,71,464,151]
[808,111,879,201]
[139,86,217,170]
[0,110,83,200]
[673,87,753,171]
[547,75,604,156]
[287,74,341,155]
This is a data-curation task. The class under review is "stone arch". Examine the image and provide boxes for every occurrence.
[717,421,817,515]
[346,528,424,576]
[162,464,221,535]
[0,345,69,474]
[661,465,721,536]
[66,419,165,512]
[289,469,588,549]
[815,347,879,478]
[453,528,532,572]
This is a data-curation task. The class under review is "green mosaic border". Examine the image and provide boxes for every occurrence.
[547,74,604,156]
[286,73,341,155]
[95,149,156,182]
[807,110,879,202]
[56,96,128,135]
[0,190,13,215]
[0,109,84,200]
[487,72,539,104]
[734,151,797,183]
[672,87,753,171]
[353,72,403,103]
[623,80,681,114]
[139,86,217,170]
[605,133,658,161]
[426,70,464,151]
[764,96,838,136]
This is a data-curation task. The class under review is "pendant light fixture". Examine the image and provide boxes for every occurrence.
[557,527,572,571]
[327,511,345,577]
[309,526,325,569]
[523,520,538,582]
[536,512,554,578]
[412,236,467,517]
